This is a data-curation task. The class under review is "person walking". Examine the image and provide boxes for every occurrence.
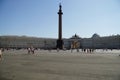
[0,48,2,60]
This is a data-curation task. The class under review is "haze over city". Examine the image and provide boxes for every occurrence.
[0,0,120,38]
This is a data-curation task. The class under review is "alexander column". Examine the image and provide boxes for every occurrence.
[56,4,63,49]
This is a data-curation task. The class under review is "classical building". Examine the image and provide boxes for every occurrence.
[0,34,120,49]
[81,34,120,49]
[0,36,56,49]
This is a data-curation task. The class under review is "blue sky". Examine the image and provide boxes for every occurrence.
[0,0,120,38]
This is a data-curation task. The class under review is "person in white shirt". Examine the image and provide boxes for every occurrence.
[0,48,2,60]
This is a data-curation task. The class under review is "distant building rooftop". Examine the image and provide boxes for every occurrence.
[70,34,81,39]
[92,33,100,38]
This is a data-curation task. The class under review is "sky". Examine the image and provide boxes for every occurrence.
[0,0,120,38]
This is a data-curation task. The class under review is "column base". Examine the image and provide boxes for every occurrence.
[56,39,63,49]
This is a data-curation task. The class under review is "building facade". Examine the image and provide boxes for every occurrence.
[0,34,120,49]
[0,36,56,49]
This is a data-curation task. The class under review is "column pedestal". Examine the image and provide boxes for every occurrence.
[56,39,63,49]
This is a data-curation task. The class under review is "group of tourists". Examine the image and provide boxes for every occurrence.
[70,48,94,53]
[27,47,35,54]
[81,48,94,53]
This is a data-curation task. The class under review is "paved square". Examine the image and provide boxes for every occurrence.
[0,50,120,80]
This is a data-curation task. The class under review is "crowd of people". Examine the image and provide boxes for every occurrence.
[0,47,120,62]
[0,47,120,55]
